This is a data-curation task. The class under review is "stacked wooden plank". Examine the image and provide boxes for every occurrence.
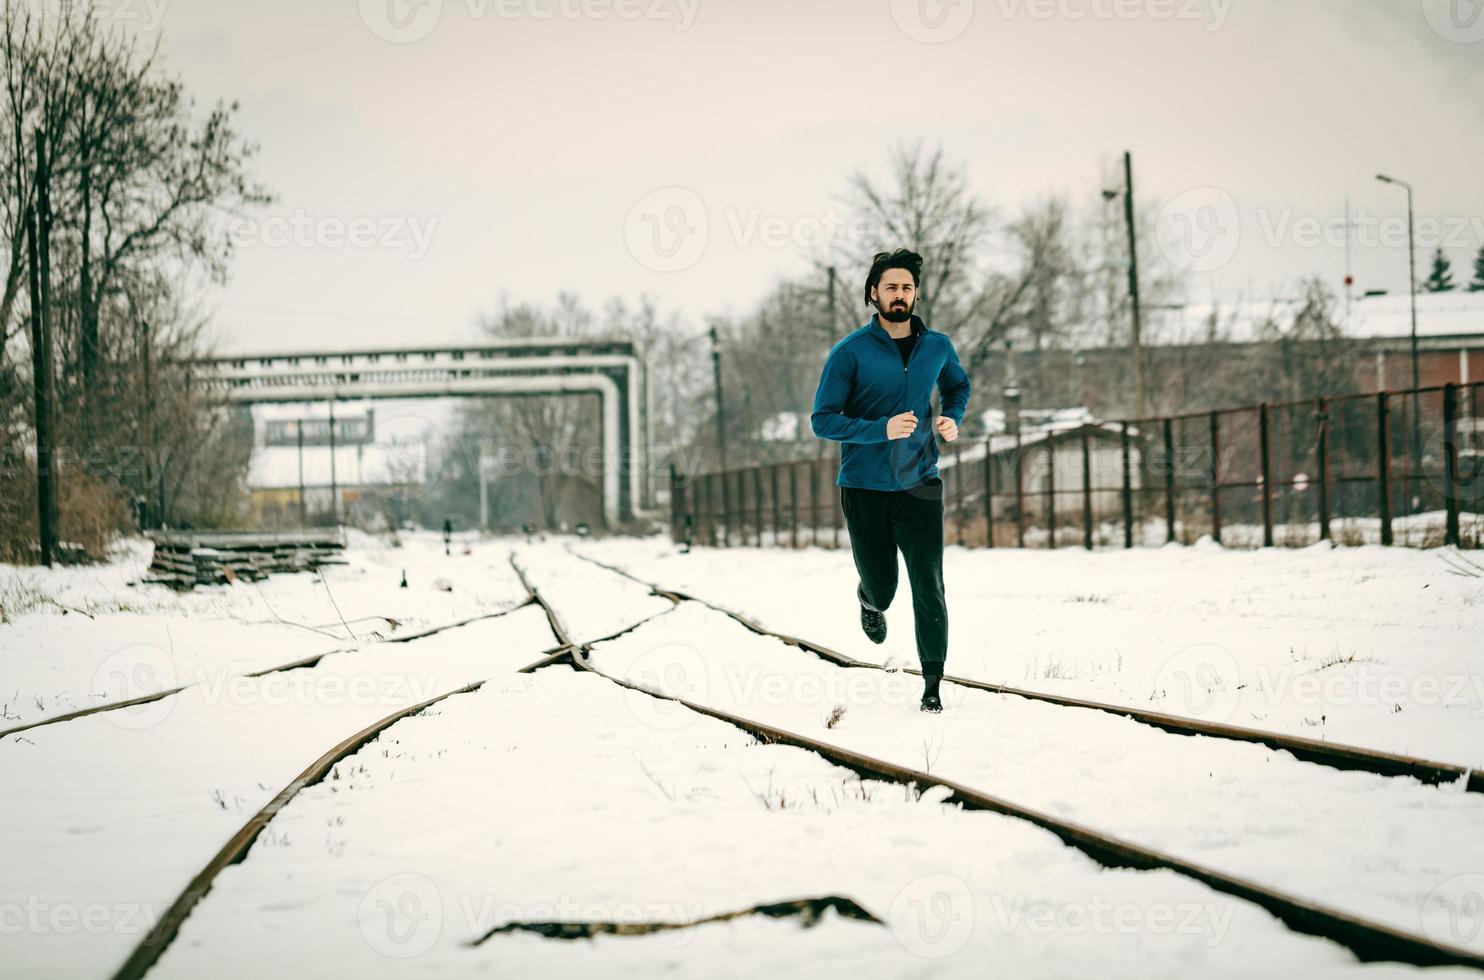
[142,529,348,590]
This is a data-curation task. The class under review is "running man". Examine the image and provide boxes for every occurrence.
[810,249,972,713]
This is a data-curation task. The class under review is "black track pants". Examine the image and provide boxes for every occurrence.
[840,476,947,673]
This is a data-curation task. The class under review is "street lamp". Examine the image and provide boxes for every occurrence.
[1375,175,1421,395]
[1375,173,1423,509]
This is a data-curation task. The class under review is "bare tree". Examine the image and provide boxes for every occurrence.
[842,144,1097,391]
[0,2,271,557]
[1259,277,1349,401]
[844,141,992,336]
[956,195,1092,378]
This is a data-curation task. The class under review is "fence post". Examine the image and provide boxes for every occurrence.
[810,459,821,548]
[1377,392,1393,547]
[669,464,679,545]
[954,444,965,546]
[983,445,995,549]
[692,474,703,546]
[1163,417,1176,545]
[1046,434,1057,549]
[720,463,731,548]
[770,464,781,548]
[737,468,744,546]
[712,471,724,547]
[1014,430,1026,549]
[754,468,763,547]
[715,472,727,548]
[712,472,724,546]
[1209,411,1222,546]
[697,474,710,547]
[1443,383,1460,548]
[1081,426,1093,550]
[680,474,693,549]
[1259,404,1273,547]
[723,470,734,548]
[738,469,749,547]
[789,462,799,549]
[832,459,842,550]
[1316,398,1331,543]
[724,469,736,546]
[1121,422,1133,548]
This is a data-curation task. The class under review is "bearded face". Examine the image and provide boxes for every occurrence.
[873,269,916,323]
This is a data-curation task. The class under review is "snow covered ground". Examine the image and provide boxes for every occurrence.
[576,599,1484,953]
[1,604,553,978]
[142,671,1455,980]
[0,530,529,731]
[2,530,1482,978]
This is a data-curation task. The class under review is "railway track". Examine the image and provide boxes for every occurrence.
[0,599,536,743]
[89,544,1484,976]
[96,561,664,980]
[89,593,549,980]
[108,681,489,980]
[562,543,1482,793]
[510,549,1484,969]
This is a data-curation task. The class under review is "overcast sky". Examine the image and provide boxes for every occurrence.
[117,0,1483,353]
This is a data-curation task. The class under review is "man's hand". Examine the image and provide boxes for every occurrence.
[935,416,959,442]
[886,411,918,440]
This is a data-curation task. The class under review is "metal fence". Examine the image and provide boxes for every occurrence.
[670,381,1483,552]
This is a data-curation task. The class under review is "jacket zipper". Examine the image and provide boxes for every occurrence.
[875,315,925,415]
[901,323,923,411]
[876,318,928,487]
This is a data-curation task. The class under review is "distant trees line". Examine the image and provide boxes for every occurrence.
[458,142,1430,527]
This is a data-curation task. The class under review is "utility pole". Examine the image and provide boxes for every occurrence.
[827,266,838,337]
[710,325,728,472]
[26,128,59,566]
[137,313,159,530]
[710,325,729,541]
[1122,151,1147,419]
[297,419,307,525]
[328,402,339,525]
[1343,196,1354,329]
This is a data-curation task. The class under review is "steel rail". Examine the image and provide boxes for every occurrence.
[562,544,1481,792]
[0,600,535,743]
[515,554,1484,969]
[106,679,491,980]
[96,553,1484,976]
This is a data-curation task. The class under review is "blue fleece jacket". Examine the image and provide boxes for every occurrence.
[810,313,973,491]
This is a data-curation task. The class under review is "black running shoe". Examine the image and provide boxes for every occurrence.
[920,693,943,713]
[858,586,886,644]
